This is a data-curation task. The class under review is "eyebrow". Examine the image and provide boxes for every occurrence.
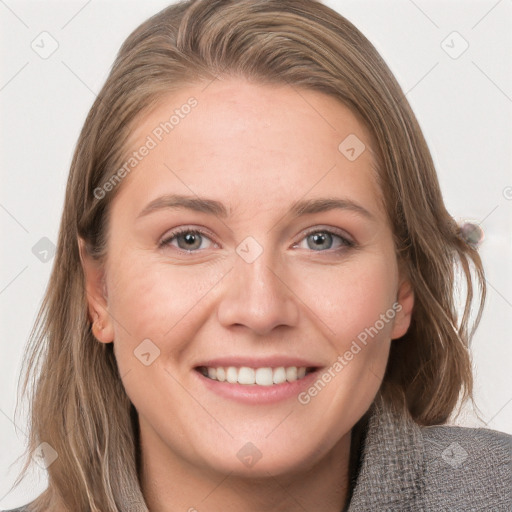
[136,194,375,221]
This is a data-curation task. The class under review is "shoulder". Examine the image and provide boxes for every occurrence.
[420,423,512,509]
[421,423,511,471]
[347,398,512,511]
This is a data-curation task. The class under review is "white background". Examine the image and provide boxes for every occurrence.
[1,0,511,507]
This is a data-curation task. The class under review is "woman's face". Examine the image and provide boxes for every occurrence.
[82,78,414,477]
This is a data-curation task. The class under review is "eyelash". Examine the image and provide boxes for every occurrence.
[158,226,356,255]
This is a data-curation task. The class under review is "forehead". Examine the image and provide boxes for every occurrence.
[111,77,385,221]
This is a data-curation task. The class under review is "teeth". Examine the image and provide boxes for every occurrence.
[286,366,297,382]
[255,367,273,386]
[238,367,255,384]
[272,366,286,384]
[226,366,238,384]
[216,367,226,382]
[200,365,311,385]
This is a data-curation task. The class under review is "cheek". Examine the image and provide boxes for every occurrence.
[104,251,224,357]
[296,252,399,346]
[104,253,225,419]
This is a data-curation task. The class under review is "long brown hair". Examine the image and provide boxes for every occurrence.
[11,0,485,510]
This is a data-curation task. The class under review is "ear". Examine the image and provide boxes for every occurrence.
[78,237,114,344]
[390,274,414,340]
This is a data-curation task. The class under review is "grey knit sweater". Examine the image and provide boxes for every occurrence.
[4,397,511,511]
[345,397,511,511]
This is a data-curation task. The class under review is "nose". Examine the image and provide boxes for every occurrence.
[216,247,300,336]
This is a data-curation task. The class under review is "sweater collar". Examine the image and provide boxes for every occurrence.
[346,395,426,511]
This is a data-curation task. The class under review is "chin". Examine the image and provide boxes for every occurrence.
[204,451,314,479]
[191,432,337,480]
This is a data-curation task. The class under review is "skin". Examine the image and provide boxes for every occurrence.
[80,77,414,512]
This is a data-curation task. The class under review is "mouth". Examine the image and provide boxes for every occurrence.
[195,365,318,386]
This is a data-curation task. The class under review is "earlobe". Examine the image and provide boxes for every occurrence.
[78,237,114,344]
[390,277,414,340]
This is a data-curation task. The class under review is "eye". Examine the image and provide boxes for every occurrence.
[159,226,355,254]
[159,228,216,252]
[294,228,355,252]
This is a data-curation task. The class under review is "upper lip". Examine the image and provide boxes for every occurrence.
[194,356,322,369]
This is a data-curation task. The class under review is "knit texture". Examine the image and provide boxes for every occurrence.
[4,397,511,511]
[346,396,512,511]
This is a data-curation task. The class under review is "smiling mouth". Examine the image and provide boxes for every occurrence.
[195,365,318,386]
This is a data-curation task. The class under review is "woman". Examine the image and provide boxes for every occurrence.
[4,0,510,510]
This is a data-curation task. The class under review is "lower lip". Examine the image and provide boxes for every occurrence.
[194,369,321,404]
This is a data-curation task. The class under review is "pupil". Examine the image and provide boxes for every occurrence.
[179,232,201,250]
[310,232,331,250]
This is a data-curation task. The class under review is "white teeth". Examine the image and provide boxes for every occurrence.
[286,366,297,382]
[272,366,286,384]
[238,366,255,384]
[226,366,238,384]
[200,365,311,385]
[255,367,273,386]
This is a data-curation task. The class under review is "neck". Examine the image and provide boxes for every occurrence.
[140,428,353,512]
